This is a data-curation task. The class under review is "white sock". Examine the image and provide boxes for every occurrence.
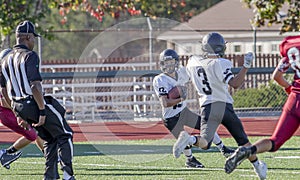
[213,133,224,150]
[252,159,259,167]
[212,133,221,145]
[0,149,4,157]
[188,136,197,145]
[215,141,224,151]
[183,148,193,159]
[63,171,72,179]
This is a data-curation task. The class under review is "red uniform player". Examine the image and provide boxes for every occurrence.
[225,35,300,178]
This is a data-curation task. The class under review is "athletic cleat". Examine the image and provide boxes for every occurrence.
[221,145,235,158]
[253,161,267,180]
[185,156,205,168]
[0,149,22,168]
[4,164,10,169]
[224,146,251,174]
[173,131,190,158]
[63,176,76,180]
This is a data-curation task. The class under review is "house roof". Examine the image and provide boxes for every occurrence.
[158,0,290,42]
[176,0,282,31]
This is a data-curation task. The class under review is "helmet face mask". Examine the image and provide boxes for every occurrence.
[159,49,179,74]
[160,58,178,74]
[201,32,226,57]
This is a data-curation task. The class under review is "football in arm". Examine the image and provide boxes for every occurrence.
[168,86,181,99]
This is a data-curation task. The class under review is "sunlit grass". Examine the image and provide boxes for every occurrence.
[1,136,300,179]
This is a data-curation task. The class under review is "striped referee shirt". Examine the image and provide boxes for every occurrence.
[0,44,42,101]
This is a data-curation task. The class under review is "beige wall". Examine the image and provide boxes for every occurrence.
[170,31,299,55]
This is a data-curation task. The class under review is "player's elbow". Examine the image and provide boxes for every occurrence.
[272,69,283,83]
[231,84,240,89]
[271,71,279,81]
[228,80,241,89]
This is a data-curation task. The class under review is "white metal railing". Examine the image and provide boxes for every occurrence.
[41,62,157,69]
[42,62,158,121]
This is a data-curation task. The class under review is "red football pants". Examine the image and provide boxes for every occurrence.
[0,106,37,141]
[270,92,300,151]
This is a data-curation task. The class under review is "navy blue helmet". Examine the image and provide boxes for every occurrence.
[159,49,179,74]
[201,32,226,57]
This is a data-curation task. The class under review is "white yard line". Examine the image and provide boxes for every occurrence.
[14,160,300,175]
[274,156,300,159]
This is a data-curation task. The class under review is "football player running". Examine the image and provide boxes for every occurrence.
[172,32,267,179]
[153,49,234,168]
[225,35,300,178]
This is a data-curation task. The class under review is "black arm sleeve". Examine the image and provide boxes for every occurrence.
[0,67,6,88]
[25,52,42,82]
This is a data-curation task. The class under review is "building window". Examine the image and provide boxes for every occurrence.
[234,45,241,53]
[271,44,278,52]
[184,45,192,54]
[257,45,262,53]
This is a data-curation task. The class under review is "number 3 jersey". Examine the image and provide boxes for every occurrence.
[186,55,234,106]
[153,73,187,119]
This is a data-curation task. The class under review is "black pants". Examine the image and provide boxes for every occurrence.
[200,102,249,146]
[163,107,201,138]
[13,95,74,179]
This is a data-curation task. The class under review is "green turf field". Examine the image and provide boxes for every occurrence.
[0,136,300,179]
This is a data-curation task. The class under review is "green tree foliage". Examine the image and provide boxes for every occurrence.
[0,0,51,47]
[40,8,109,60]
[0,0,223,59]
[1,0,222,37]
[132,0,221,22]
[0,0,49,35]
[55,0,222,25]
[242,0,300,34]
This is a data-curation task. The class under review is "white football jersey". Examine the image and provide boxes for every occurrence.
[175,65,190,85]
[153,73,187,119]
[186,55,234,106]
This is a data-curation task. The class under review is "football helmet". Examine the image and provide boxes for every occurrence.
[159,49,179,74]
[201,32,226,57]
[287,47,300,77]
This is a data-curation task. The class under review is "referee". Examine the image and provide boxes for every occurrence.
[0,20,75,180]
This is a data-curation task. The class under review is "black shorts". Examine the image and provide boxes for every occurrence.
[163,107,200,138]
[201,102,249,146]
[12,95,73,141]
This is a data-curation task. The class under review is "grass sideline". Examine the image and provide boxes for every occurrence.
[0,136,300,179]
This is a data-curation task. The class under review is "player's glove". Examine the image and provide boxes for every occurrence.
[176,65,190,86]
[177,85,187,100]
[243,52,254,69]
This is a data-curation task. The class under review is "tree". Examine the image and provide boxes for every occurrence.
[0,0,221,49]
[242,0,300,34]
[0,0,141,48]
[57,0,221,24]
[0,0,50,47]
[133,0,221,22]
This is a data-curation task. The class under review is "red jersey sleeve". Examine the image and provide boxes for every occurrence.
[277,57,290,73]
